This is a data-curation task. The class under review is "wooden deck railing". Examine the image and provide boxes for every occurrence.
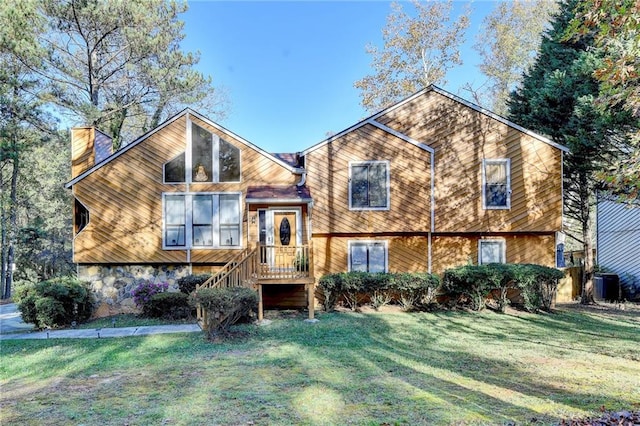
[258,244,313,281]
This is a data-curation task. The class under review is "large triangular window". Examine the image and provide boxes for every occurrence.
[163,122,241,183]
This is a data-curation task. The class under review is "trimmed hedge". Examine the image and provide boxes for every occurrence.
[15,277,94,329]
[318,272,440,311]
[144,292,193,320]
[177,274,212,294]
[442,263,565,312]
[193,287,258,338]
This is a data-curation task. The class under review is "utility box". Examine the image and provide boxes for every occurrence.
[595,273,621,302]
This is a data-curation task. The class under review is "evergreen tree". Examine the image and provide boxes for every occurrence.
[0,0,53,299]
[508,0,637,303]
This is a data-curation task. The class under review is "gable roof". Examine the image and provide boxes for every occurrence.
[65,108,303,188]
[302,85,570,155]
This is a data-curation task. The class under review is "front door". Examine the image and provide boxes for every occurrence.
[258,209,301,269]
[274,211,297,268]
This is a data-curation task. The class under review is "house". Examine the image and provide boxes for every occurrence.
[66,86,568,317]
[596,198,640,301]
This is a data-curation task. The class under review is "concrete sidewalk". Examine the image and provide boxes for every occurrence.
[0,303,202,340]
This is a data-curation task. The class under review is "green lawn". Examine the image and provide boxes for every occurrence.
[1,303,638,425]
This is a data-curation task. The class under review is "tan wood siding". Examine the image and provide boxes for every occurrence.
[376,91,563,233]
[305,124,432,235]
[431,234,556,276]
[312,236,429,279]
[73,115,298,264]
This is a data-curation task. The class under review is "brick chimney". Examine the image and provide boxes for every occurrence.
[71,127,113,179]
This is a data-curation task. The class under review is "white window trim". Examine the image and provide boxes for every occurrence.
[347,240,389,273]
[348,160,391,211]
[481,158,511,210]
[162,192,243,250]
[478,238,506,264]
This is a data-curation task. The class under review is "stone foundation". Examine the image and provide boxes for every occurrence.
[77,264,191,318]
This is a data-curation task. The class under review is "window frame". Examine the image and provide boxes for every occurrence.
[478,238,506,264]
[481,158,511,210]
[162,192,242,250]
[348,160,390,211]
[347,240,389,273]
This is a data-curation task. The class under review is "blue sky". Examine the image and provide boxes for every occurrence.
[181,1,498,154]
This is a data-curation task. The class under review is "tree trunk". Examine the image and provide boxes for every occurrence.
[4,149,19,300]
[579,173,595,304]
[1,171,7,299]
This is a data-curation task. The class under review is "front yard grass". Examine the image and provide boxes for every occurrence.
[1,303,638,425]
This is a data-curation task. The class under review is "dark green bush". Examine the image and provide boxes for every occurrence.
[193,287,258,338]
[512,264,565,312]
[15,276,94,329]
[441,264,564,312]
[392,272,441,310]
[177,274,212,294]
[318,272,440,311]
[144,292,193,319]
[442,265,495,311]
[318,274,340,311]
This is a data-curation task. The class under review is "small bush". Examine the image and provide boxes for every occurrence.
[177,274,211,294]
[15,277,94,329]
[392,273,440,311]
[318,271,440,311]
[193,287,258,338]
[144,292,193,319]
[512,264,565,312]
[442,265,495,311]
[318,274,340,311]
[131,281,169,310]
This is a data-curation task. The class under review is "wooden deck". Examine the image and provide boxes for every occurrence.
[196,243,315,324]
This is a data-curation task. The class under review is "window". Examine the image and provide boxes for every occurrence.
[219,194,240,246]
[219,138,240,182]
[74,199,89,234]
[482,159,510,209]
[478,239,506,264]
[164,153,185,183]
[165,195,186,247]
[163,193,241,249]
[162,122,241,183]
[348,241,388,273]
[349,161,389,210]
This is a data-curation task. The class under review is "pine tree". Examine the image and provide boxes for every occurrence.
[508,0,637,303]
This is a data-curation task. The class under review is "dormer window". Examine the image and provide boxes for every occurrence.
[163,121,241,183]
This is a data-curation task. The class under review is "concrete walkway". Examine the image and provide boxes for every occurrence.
[0,303,202,341]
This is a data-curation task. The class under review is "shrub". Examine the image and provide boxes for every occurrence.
[15,277,94,329]
[392,272,440,311]
[131,281,169,310]
[318,272,440,311]
[193,287,258,338]
[318,274,340,311]
[512,264,565,312]
[177,274,211,294]
[144,292,193,319]
[441,263,564,313]
[442,265,495,311]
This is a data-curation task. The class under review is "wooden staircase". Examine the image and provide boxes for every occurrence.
[196,242,315,323]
